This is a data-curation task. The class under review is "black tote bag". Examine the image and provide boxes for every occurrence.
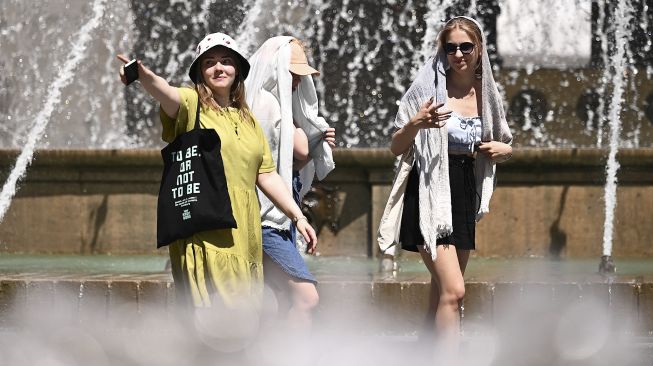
[157,97,237,248]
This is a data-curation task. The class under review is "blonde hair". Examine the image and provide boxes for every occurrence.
[193,50,254,125]
[438,18,483,77]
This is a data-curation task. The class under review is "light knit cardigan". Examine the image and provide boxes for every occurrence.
[378,16,512,260]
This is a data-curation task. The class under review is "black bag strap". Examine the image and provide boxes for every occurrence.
[193,92,201,130]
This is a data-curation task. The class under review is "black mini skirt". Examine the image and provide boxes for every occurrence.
[399,155,478,252]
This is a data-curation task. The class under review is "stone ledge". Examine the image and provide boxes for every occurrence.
[0,275,652,335]
[1,148,651,185]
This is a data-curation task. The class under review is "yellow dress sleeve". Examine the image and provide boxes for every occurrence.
[252,113,276,174]
[160,87,198,143]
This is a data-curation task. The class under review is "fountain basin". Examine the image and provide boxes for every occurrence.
[1,148,652,258]
[1,255,653,337]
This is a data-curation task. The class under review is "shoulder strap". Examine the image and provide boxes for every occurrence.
[193,92,201,130]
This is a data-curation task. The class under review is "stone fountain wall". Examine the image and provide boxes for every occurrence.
[0,148,651,258]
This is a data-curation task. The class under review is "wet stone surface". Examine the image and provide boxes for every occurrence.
[0,256,652,336]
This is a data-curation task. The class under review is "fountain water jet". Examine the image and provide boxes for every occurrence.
[0,0,108,223]
[598,0,634,274]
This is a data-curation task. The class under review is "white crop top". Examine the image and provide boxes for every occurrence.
[447,112,482,154]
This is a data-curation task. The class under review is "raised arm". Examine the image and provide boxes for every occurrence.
[293,125,336,170]
[117,54,181,119]
[293,124,310,170]
[390,123,421,156]
[390,99,451,156]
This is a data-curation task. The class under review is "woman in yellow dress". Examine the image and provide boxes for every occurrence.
[117,33,317,310]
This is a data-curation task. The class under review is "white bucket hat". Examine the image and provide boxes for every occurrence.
[188,32,250,83]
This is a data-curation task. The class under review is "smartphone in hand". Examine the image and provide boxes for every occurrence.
[124,59,139,85]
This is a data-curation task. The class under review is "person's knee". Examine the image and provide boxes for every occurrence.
[439,283,465,306]
[293,285,319,310]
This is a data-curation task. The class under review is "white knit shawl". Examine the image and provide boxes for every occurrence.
[393,16,512,260]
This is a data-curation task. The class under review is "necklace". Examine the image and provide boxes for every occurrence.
[221,108,239,136]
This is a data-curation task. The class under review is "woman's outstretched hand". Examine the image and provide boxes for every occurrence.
[115,54,180,118]
[117,54,147,85]
[296,218,318,254]
[409,98,452,129]
[477,141,512,162]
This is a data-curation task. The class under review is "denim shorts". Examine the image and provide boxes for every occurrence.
[262,226,316,283]
[261,173,316,283]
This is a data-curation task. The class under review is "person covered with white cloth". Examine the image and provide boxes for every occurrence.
[246,36,335,331]
[378,16,512,358]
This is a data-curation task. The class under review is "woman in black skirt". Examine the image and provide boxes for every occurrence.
[389,16,513,359]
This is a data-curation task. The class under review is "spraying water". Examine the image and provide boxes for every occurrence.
[1,0,651,149]
[0,0,107,223]
[235,0,264,55]
[595,0,610,147]
[600,0,634,260]
[415,0,456,68]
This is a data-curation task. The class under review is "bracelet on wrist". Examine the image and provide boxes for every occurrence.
[292,215,308,224]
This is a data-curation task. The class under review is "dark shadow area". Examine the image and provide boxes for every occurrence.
[301,183,345,236]
[548,185,569,259]
[82,194,108,254]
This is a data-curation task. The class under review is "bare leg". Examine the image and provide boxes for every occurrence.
[426,277,440,326]
[456,249,470,310]
[286,279,319,330]
[419,248,439,337]
[418,245,467,360]
[421,248,470,333]
[263,254,318,332]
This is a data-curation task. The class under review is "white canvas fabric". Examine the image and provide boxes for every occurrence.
[246,36,335,230]
[378,16,512,260]
[377,146,414,257]
[292,74,335,197]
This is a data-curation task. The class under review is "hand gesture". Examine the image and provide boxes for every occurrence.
[117,54,148,85]
[323,127,336,148]
[408,98,451,129]
[296,218,318,254]
[477,141,513,162]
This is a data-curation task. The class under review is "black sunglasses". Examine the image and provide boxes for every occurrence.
[443,42,475,55]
